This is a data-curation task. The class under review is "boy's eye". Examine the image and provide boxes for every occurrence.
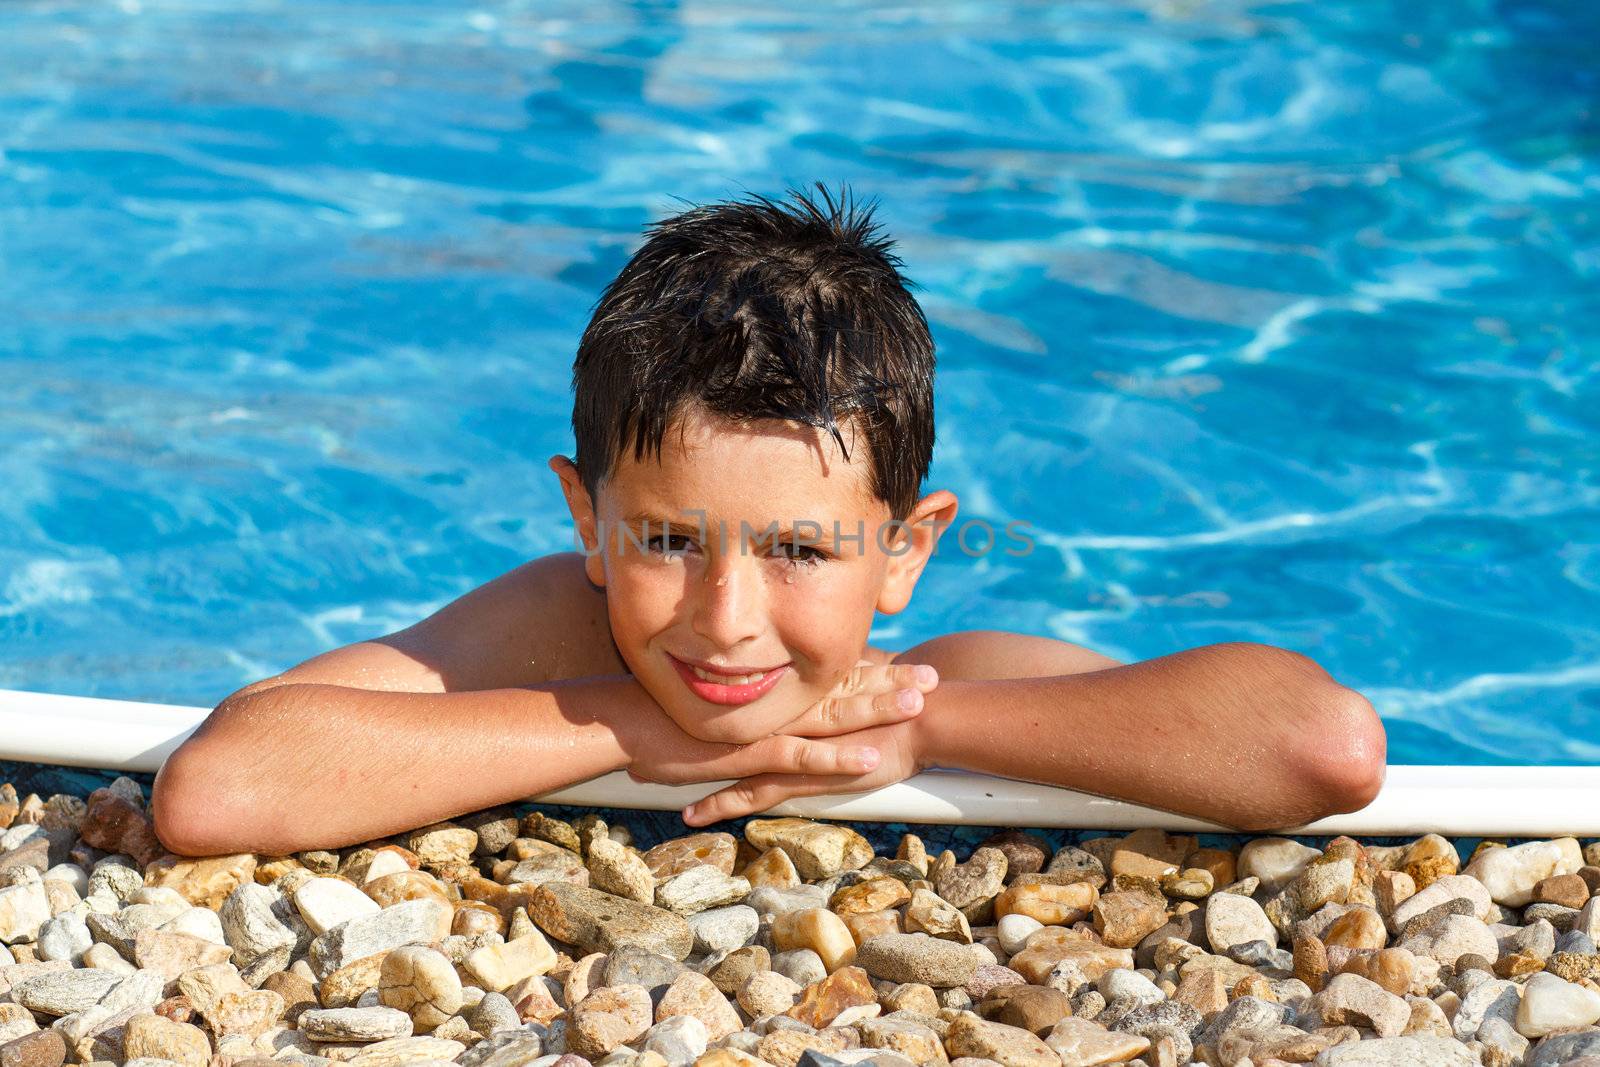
[772,541,827,565]
[646,533,695,555]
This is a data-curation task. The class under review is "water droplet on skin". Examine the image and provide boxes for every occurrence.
[784,572,796,584]
[715,575,728,586]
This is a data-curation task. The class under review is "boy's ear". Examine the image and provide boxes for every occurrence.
[876,489,959,615]
[547,455,607,587]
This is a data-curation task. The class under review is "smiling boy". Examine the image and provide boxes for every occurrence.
[151,187,1386,857]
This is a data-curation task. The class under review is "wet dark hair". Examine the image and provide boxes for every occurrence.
[571,183,935,520]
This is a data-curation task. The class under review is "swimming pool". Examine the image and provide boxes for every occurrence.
[1,1,1596,766]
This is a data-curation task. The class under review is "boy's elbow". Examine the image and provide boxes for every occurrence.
[1299,681,1387,817]
[150,747,238,857]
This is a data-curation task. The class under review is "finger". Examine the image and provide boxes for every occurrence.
[747,735,880,778]
[889,662,940,692]
[683,773,842,826]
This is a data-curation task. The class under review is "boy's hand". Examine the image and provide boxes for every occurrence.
[782,660,938,737]
[679,719,928,826]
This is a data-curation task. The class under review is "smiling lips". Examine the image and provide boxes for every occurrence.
[669,653,789,705]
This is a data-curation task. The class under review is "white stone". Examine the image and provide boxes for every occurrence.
[1098,967,1164,1007]
[641,1014,708,1065]
[1206,891,1278,953]
[687,905,758,954]
[1400,914,1499,967]
[42,864,89,897]
[159,906,228,945]
[294,877,382,935]
[997,914,1042,956]
[363,851,413,883]
[1239,838,1321,894]
[0,880,51,944]
[1311,1035,1478,1065]
[1462,838,1583,907]
[1515,971,1600,1038]
[1389,875,1492,930]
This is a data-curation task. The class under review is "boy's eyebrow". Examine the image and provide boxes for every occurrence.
[618,512,832,542]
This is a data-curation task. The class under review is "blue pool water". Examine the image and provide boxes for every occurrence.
[1,1,1597,767]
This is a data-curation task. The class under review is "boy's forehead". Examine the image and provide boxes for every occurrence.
[600,407,885,519]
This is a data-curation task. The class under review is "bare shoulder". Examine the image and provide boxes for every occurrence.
[887,629,1122,681]
[227,552,623,700]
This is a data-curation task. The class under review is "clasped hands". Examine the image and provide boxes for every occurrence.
[625,661,940,827]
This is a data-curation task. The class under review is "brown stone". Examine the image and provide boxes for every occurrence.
[657,971,743,1041]
[787,965,877,1028]
[1008,929,1131,984]
[989,986,1072,1035]
[451,901,504,937]
[363,870,450,908]
[945,1014,1059,1067]
[756,1028,850,1067]
[0,1029,65,1067]
[1340,947,1414,996]
[995,881,1097,926]
[261,970,317,1023]
[1294,935,1329,993]
[740,847,801,889]
[934,848,1009,910]
[134,928,234,978]
[122,1013,210,1067]
[1183,847,1237,888]
[77,789,165,867]
[318,952,389,1007]
[832,878,912,915]
[1111,830,1194,880]
[1534,874,1591,910]
[1402,835,1459,890]
[979,832,1051,882]
[1231,973,1276,1001]
[1173,968,1228,1015]
[1323,908,1387,951]
[144,853,259,910]
[706,945,770,995]
[842,908,902,948]
[642,833,739,880]
[568,984,653,1058]
[1091,892,1168,949]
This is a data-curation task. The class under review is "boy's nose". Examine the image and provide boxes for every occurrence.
[690,553,766,650]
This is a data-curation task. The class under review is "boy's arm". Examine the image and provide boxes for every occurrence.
[912,639,1386,832]
[685,633,1385,833]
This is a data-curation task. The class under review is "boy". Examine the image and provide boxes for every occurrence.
[150,187,1386,857]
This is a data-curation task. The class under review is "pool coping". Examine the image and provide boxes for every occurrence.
[4,686,1594,836]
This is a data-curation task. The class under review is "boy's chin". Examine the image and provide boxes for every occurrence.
[667,701,808,747]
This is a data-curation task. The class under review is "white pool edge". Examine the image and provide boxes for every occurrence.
[3,687,1595,837]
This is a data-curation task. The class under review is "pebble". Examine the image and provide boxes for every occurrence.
[14,779,1600,1067]
[854,933,979,988]
[530,883,693,961]
[745,819,873,880]
[1206,891,1278,953]
[567,984,654,1058]
[379,945,464,1031]
[1463,838,1583,907]
[299,1006,414,1042]
[654,867,751,916]
[1238,838,1321,894]
[1515,970,1600,1037]
[684,908,758,953]
[770,909,856,973]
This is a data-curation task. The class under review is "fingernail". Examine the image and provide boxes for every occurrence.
[898,689,919,710]
[916,665,937,686]
[682,805,698,823]
[856,747,880,769]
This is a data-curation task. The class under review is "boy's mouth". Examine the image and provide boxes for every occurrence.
[667,652,789,706]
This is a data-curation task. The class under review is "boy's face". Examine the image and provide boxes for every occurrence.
[554,404,952,745]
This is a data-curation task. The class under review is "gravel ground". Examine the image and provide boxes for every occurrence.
[2,767,1599,1067]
